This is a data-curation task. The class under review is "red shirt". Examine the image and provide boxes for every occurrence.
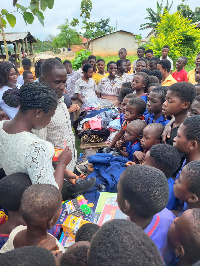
[172,69,188,82]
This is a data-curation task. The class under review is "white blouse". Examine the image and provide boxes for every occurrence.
[0,121,58,188]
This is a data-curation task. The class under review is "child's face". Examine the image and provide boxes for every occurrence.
[140,126,160,151]
[195,55,200,67]
[187,100,200,117]
[176,58,185,71]
[88,59,96,68]
[137,49,144,58]
[122,97,130,114]
[118,50,126,59]
[135,61,146,73]
[24,73,34,84]
[42,68,67,99]
[149,60,157,71]
[195,66,200,83]
[97,61,105,73]
[162,90,187,117]
[147,85,157,95]
[119,61,127,73]
[124,124,139,143]
[108,63,117,77]
[84,68,93,79]
[132,75,145,91]
[23,64,31,71]
[173,166,191,202]
[147,92,162,114]
[195,86,200,96]
[145,52,153,59]
[7,68,18,87]
[124,104,140,121]
[173,124,191,154]
[162,48,169,58]
[157,64,166,77]
[126,61,131,72]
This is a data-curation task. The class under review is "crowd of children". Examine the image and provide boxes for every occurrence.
[0,44,200,265]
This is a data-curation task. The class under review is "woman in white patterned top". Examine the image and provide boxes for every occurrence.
[0,82,72,190]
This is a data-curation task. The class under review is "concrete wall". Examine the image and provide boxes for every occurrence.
[89,31,138,56]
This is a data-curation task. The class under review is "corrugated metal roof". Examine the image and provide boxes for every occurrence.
[89,30,137,42]
[0,32,37,44]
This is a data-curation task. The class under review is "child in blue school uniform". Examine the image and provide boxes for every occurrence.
[144,144,182,210]
[116,120,146,161]
[117,164,175,265]
[132,72,149,103]
[145,86,170,126]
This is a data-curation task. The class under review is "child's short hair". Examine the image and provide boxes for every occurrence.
[63,60,72,66]
[138,46,145,52]
[22,58,31,66]
[119,48,127,53]
[184,161,200,197]
[21,184,62,226]
[122,82,132,88]
[125,59,131,63]
[140,69,151,75]
[107,61,116,69]
[149,144,182,178]
[82,59,88,65]
[136,58,147,67]
[83,63,93,73]
[118,87,133,103]
[96,58,105,63]
[0,173,31,211]
[145,123,164,141]
[41,58,65,77]
[88,55,96,61]
[87,219,163,266]
[23,70,33,79]
[0,246,56,266]
[117,59,126,68]
[128,97,146,115]
[179,56,188,65]
[195,95,200,102]
[158,59,171,72]
[136,72,150,92]
[183,115,200,142]
[128,120,147,136]
[120,165,168,218]
[125,93,136,99]
[149,70,162,83]
[148,75,159,84]
[75,223,100,242]
[145,49,153,54]
[162,45,170,50]
[151,86,169,103]
[150,57,160,63]
[60,241,90,266]
[169,82,196,107]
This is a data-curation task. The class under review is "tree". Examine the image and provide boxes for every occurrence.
[145,11,200,65]
[177,4,200,23]
[140,0,173,31]
[88,19,114,39]
[0,0,55,60]
[34,38,55,53]
[52,20,82,49]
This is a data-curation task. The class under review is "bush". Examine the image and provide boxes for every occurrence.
[145,11,200,65]
[71,49,91,70]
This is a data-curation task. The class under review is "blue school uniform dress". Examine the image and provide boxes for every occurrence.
[144,208,176,265]
[125,141,143,161]
[120,113,125,127]
[140,94,147,103]
[145,113,170,126]
[166,178,177,210]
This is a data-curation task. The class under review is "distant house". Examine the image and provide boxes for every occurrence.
[88,30,138,56]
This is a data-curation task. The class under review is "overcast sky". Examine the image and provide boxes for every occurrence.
[1,0,199,41]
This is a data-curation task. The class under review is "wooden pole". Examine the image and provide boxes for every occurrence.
[17,42,22,67]
[25,37,29,55]
[30,42,35,64]
[0,15,8,61]
[13,42,17,64]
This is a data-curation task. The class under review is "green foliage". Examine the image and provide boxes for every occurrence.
[177,4,200,23]
[34,38,55,53]
[52,19,82,49]
[140,0,173,30]
[71,49,91,70]
[145,11,200,65]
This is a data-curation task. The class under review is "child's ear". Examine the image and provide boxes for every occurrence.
[47,219,54,230]
[124,199,131,214]
[188,193,199,203]
[156,139,162,144]
[190,140,198,150]
[182,102,190,110]
[40,75,46,82]
[175,245,185,258]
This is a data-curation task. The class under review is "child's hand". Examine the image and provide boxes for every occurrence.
[133,151,145,163]
[125,161,135,166]
[58,146,72,166]
[115,140,124,149]
[37,238,58,251]
[162,124,172,143]
[68,104,80,113]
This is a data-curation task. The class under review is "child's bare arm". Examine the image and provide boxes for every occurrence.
[162,117,175,143]
[110,128,125,148]
[96,91,101,98]
[133,151,145,164]
[77,93,83,104]
[119,149,129,158]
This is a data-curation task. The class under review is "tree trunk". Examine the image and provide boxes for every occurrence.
[0,15,8,61]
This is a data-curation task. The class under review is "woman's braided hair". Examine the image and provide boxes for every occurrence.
[3,82,58,113]
[19,82,58,113]
[0,61,18,88]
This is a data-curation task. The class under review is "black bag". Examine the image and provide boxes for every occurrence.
[79,128,110,143]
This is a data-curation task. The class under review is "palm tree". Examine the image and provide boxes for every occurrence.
[140,0,173,31]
